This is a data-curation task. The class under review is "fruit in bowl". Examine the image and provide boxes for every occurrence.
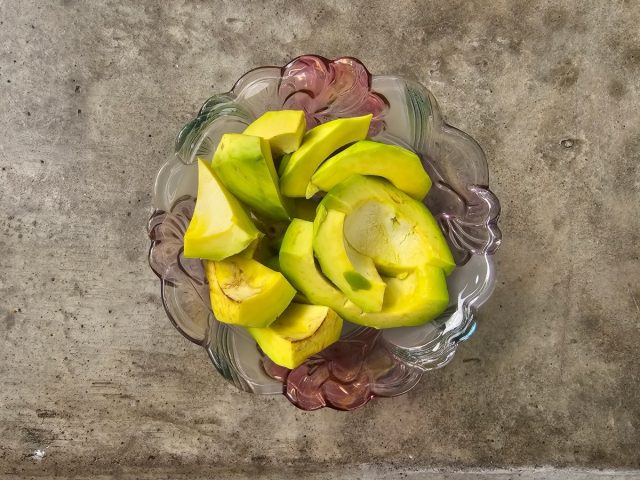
[148,55,501,410]
[183,110,455,369]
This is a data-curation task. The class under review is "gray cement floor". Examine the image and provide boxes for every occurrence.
[1,1,639,478]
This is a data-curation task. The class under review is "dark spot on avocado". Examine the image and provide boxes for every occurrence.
[344,271,371,291]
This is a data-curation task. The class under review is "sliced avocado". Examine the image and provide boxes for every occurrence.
[313,207,385,312]
[184,159,261,261]
[204,256,295,328]
[279,115,372,197]
[280,219,356,311]
[279,219,450,329]
[211,133,291,221]
[248,303,343,369]
[243,110,306,157]
[357,265,449,328]
[321,175,455,274]
[307,140,432,200]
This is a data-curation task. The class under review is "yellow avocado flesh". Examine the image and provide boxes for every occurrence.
[248,303,342,369]
[342,201,429,276]
[321,175,456,275]
[243,110,306,157]
[211,133,291,221]
[280,219,354,312]
[204,256,296,328]
[279,220,450,328]
[313,208,386,313]
[279,114,372,197]
[307,140,432,200]
[183,159,261,261]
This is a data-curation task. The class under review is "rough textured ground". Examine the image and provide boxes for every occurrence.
[1,0,639,478]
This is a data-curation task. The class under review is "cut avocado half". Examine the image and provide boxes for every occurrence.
[248,303,343,369]
[279,114,372,197]
[211,133,291,221]
[279,219,450,328]
[184,159,261,261]
[307,140,432,200]
[204,256,296,328]
[243,110,306,157]
[321,175,455,274]
[313,207,386,312]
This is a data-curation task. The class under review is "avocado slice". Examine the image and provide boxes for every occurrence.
[279,114,372,197]
[279,219,450,329]
[248,303,343,369]
[204,256,296,328]
[313,207,386,312]
[280,219,356,311]
[359,266,449,328]
[211,133,291,221]
[321,175,456,274]
[243,110,306,157]
[184,159,261,261]
[307,140,432,200]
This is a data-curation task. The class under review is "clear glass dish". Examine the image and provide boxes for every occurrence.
[147,55,502,411]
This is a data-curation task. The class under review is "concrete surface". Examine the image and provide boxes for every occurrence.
[1,0,639,478]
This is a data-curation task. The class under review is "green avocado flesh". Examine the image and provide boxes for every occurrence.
[204,256,295,328]
[320,175,455,274]
[279,115,372,197]
[184,111,456,367]
[307,140,432,200]
[279,219,450,328]
[211,133,291,221]
[243,110,306,157]
[248,303,343,369]
[313,208,386,313]
[183,159,261,261]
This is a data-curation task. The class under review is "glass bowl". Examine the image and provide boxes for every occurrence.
[147,55,502,411]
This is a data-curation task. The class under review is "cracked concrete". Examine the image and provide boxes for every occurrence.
[0,0,639,478]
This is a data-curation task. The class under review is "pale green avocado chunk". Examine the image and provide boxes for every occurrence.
[204,256,295,328]
[279,114,372,197]
[321,175,456,275]
[307,140,432,200]
[243,110,306,157]
[279,220,450,328]
[313,207,386,313]
[184,159,261,261]
[247,303,343,369]
[211,133,291,221]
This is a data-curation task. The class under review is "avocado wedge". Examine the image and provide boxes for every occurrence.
[183,159,261,261]
[279,114,371,197]
[211,133,291,221]
[306,140,432,200]
[248,303,343,369]
[204,256,295,328]
[243,110,306,157]
[313,207,386,313]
